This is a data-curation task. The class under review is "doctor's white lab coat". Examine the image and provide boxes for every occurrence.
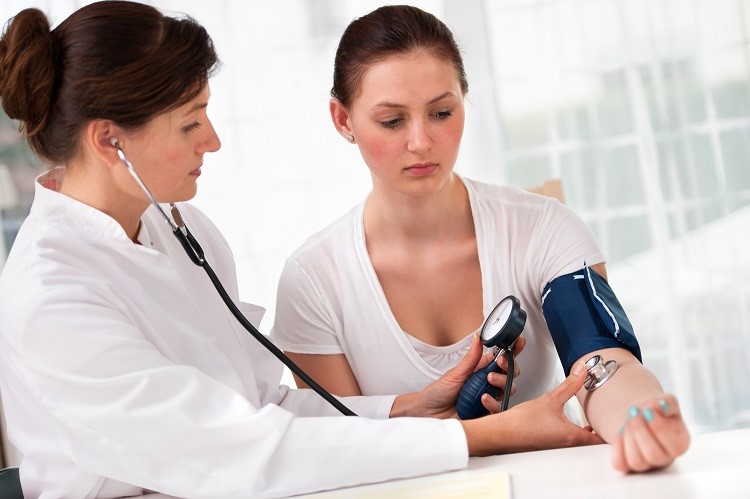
[0,178,468,498]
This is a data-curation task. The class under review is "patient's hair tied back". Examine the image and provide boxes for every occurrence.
[331,5,468,106]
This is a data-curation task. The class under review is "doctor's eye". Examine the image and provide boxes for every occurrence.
[380,117,403,130]
[182,122,202,133]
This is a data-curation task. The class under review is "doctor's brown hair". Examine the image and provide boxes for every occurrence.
[331,5,468,107]
[0,0,219,165]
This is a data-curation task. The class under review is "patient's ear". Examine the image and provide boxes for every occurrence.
[330,98,354,141]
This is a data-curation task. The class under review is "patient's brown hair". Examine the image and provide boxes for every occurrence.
[331,5,468,107]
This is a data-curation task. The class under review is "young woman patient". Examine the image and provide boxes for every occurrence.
[271,4,690,473]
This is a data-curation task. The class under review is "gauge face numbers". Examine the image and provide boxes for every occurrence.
[479,295,526,349]
[481,298,513,343]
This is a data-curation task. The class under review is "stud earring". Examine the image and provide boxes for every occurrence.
[346,134,354,143]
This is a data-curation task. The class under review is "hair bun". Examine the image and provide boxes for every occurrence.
[0,8,56,137]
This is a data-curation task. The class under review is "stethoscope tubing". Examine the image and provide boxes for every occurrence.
[190,233,356,416]
[500,349,514,412]
[113,140,356,416]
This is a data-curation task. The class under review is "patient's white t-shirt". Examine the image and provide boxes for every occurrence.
[271,176,604,409]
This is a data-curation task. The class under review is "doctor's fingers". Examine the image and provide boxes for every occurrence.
[493,353,522,377]
[476,338,527,372]
[487,372,517,395]
[481,393,501,414]
[476,350,497,371]
[511,337,527,357]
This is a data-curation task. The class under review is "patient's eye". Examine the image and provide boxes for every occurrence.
[380,117,403,130]
[435,110,452,121]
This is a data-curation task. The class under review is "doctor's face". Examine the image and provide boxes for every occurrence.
[119,85,221,203]
[340,51,465,198]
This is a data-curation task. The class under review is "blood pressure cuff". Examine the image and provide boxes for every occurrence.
[541,266,641,375]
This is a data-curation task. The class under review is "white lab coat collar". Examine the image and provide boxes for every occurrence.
[33,169,138,245]
[34,169,165,251]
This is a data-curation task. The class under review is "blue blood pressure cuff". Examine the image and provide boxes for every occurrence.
[541,266,642,375]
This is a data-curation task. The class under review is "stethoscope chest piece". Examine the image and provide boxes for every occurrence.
[584,354,617,391]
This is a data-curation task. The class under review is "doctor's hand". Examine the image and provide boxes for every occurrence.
[611,394,690,473]
[477,336,527,414]
[390,334,525,419]
[460,361,605,456]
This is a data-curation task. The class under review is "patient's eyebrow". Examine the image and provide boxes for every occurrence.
[370,91,457,110]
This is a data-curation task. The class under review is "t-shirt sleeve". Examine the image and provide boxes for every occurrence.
[271,257,345,354]
[528,199,605,295]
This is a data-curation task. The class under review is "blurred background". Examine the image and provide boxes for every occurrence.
[2,0,749,467]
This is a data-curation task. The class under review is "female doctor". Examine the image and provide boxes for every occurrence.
[0,2,606,498]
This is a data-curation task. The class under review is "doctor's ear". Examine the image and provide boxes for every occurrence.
[329,98,355,143]
[84,120,123,165]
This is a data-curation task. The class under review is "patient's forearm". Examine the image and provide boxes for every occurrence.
[577,348,663,442]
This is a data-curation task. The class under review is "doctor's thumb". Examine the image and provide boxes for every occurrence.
[451,333,484,378]
[553,361,587,401]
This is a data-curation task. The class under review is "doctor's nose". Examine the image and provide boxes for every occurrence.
[200,119,222,153]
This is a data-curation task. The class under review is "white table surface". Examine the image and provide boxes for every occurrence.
[464,427,749,499]
[145,428,750,498]
[300,428,750,499]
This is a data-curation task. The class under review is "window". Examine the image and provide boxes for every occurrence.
[0,112,43,274]
[466,0,750,431]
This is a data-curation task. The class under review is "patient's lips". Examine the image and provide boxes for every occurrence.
[405,162,437,176]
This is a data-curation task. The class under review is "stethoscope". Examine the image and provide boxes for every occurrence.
[111,138,356,416]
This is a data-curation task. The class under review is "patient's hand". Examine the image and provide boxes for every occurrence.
[611,394,690,473]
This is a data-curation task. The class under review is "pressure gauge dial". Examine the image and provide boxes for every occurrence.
[457,295,527,420]
[480,295,526,349]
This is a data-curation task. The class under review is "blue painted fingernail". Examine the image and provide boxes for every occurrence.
[658,399,670,415]
[628,406,639,419]
[643,408,654,422]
